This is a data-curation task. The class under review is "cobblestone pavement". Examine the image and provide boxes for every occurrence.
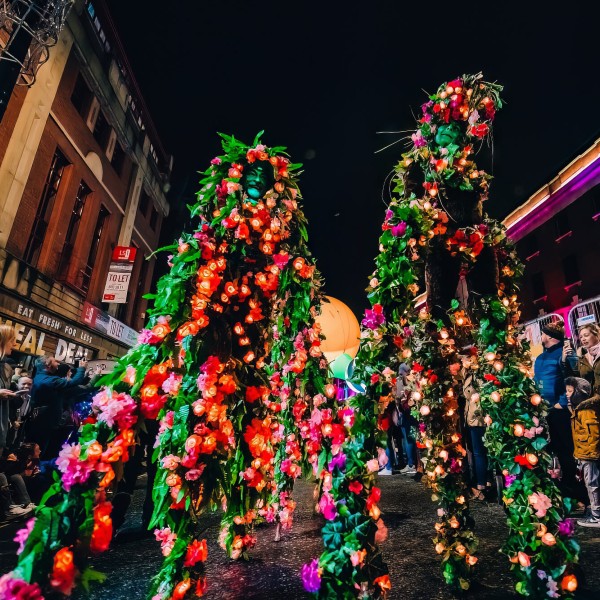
[1,473,599,599]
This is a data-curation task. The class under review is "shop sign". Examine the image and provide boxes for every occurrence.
[102,246,137,303]
[0,314,96,362]
[82,302,138,347]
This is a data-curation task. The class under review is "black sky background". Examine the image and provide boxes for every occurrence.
[106,1,600,318]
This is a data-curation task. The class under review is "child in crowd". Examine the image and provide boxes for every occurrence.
[565,376,600,528]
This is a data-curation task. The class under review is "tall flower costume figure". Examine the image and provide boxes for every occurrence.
[9,133,362,599]
[361,73,580,596]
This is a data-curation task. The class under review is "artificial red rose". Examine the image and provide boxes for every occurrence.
[183,539,208,567]
[366,487,382,510]
[90,501,113,553]
[348,480,363,494]
[470,123,489,138]
[483,373,501,386]
[514,454,534,469]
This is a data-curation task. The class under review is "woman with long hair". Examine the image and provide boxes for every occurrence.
[564,323,600,391]
[0,324,18,451]
[0,324,32,522]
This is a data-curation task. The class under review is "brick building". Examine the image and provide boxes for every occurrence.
[504,137,600,331]
[0,0,172,370]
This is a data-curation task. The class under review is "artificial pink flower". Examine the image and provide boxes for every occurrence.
[14,518,36,554]
[56,443,95,491]
[318,492,337,520]
[154,527,177,557]
[528,492,552,517]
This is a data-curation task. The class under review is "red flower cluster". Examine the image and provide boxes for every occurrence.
[447,229,485,258]
[90,500,112,553]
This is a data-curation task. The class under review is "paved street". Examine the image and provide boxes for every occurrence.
[2,473,599,599]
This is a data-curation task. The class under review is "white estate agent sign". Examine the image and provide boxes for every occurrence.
[102,246,137,304]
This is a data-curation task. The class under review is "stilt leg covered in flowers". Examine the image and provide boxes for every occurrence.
[358,73,580,597]
[7,133,367,599]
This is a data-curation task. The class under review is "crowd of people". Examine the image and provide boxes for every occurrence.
[2,316,600,536]
[0,324,98,524]
[535,321,600,528]
[379,320,600,529]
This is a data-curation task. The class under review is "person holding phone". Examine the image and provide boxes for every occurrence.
[0,324,32,522]
[30,355,87,460]
[0,324,20,452]
[564,323,600,392]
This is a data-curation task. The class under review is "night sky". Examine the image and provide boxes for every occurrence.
[107,1,600,317]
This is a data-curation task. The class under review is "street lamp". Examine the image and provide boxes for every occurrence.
[0,0,74,122]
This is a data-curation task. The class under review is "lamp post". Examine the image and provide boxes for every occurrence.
[0,0,73,123]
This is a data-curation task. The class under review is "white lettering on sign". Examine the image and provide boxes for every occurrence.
[38,313,62,330]
[108,318,125,338]
[17,304,34,318]
[577,314,597,326]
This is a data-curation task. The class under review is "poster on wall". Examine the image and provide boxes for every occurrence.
[102,246,137,303]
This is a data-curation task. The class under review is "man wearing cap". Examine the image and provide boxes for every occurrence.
[534,321,579,496]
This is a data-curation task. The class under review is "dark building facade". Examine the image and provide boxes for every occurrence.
[0,0,172,370]
[505,138,600,334]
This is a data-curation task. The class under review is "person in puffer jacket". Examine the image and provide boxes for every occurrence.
[566,376,600,528]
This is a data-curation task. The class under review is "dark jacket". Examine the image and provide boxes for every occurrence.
[31,367,86,428]
[0,360,14,448]
[534,342,568,408]
[568,376,600,460]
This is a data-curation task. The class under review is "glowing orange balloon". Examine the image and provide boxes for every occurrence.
[315,296,360,363]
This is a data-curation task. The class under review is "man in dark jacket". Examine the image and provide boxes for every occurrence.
[30,356,87,460]
[534,321,579,498]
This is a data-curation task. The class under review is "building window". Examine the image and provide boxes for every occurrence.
[531,272,546,300]
[562,255,581,286]
[522,234,539,260]
[149,206,159,231]
[554,213,571,239]
[592,194,600,220]
[71,71,93,118]
[139,191,150,217]
[81,205,110,292]
[111,141,126,175]
[93,110,111,151]
[25,149,70,266]
[58,181,92,279]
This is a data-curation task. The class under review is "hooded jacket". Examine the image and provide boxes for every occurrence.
[567,376,600,460]
[533,342,568,408]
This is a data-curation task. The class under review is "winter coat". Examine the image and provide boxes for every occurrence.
[31,367,86,428]
[571,388,600,461]
[533,342,568,408]
[463,373,484,427]
[566,349,600,394]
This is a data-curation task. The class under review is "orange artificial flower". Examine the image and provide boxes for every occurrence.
[50,547,77,595]
[374,575,392,591]
[171,579,192,600]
